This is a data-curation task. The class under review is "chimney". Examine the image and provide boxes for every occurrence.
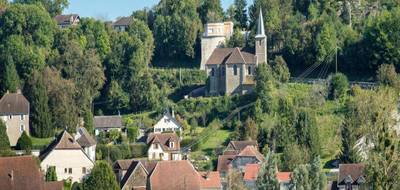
[8,170,13,181]
[16,89,21,94]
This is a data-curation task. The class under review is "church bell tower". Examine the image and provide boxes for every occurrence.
[255,9,267,64]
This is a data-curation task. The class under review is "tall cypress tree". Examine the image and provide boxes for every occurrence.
[310,156,326,190]
[30,72,53,138]
[256,152,279,190]
[45,166,57,181]
[1,61,20,93]
[0,120,10,149]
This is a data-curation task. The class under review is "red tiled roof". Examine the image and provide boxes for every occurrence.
[199,171,222,189]
[338,164,365,185]
[44,181,64,190]
[149,160,201,190]
[243,164,260,181]
[217,155,235,172]
[0,156,62,190]
[277,172,291,182]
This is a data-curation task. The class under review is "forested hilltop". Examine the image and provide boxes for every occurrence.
[1,0,400,189]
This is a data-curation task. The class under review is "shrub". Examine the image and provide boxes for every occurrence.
[377,64,400,88]
[130,143,148,158]
[16,131,32,152]
[127,127,138,143]
[328,73,349,100]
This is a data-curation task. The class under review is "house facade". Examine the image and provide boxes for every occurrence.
[0,90,30,146]
[200,21,234,70]
[54,14,80,28]
[93,115,124,136]
[75,127,97,162]
[153,112,183,134]
[205,10,267,96]
[147,133,181,161]
[40,131,94,183]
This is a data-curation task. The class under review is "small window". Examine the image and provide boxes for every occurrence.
[20,125,24,132]
[64,168,68,173]
[211,68,215,77]
[9,115,12,120]
[233,65,238,76]
[20,115,24,121]
[68,168,72,174]
[170,142,174,148]
[82,167,86,174]
[248,66,252,75]
[154,144,159,149]
[159,153,164,158]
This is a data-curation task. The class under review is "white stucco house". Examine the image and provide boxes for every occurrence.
[147,133,181,161]
[40,131,94,183]
[153,112,182,134]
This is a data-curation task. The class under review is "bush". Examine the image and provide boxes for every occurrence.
[377,64,399,89]
[328,73,349,100]
[127,127,138,143]
[16,131,32,152]
[130,143,148,158]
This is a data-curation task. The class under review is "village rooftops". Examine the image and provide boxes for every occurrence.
[198,171,222,190]
[0,156,63,190]
[206,47,256,65]
[0,90,29,115]
[149,160,201,190]
[147,132,180,152]
[113,16,133,26]
[227,140,258,152]
[338,164,366,186]
[94,115,123,129]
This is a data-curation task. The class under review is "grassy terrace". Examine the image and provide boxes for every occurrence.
[31,136,54,150]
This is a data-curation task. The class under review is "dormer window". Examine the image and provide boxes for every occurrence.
[169,142,174,148]
[154,144,159,149]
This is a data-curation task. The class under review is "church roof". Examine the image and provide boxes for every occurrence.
[256,9,266,38]
[206,48,256,65]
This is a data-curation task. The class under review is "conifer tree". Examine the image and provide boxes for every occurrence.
[1,61,20,93]
[83,161,119,190]
[45,166,57,181]
[83,109,94,134]
[16,131,32,152]
[0,120,10,149]
[256,152,279,190]
[310,156,326,190]
[30,72,53,138]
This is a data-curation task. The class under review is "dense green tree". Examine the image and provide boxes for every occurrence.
[310,156,326,190]
[272,56,290,83]
[377,64,399,89]
[16,131,32,151]
[29,71,53,138]
[282,143,310,171]
[76,18,110,60]
[289,164,311,190]
[327,73,349,100]
[83,161,119,190]
[198,0,224,24]
[45,166,57,181]
[316,21,337,63]
[233,0,247,29]
[0,4,55,80]
[129,71,159,112]
[255,64,277,114]
[340,117,360,163]
[256,152,279,190]
[1,61,20,94]
[127,127,138,143]
[293,110,321,157]
[105,81,129,113]
[244,117,258,140]
[14,0,69,16]
[83,109,94,134]
[226,169,247,190]
[153,0,201,59]
[226,28,245,48]
[364,8,400,68]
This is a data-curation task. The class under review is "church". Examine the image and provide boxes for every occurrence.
[204,10,267,96]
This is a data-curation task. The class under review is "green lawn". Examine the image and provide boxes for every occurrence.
[197,129,231,153]
[31,136,54,150]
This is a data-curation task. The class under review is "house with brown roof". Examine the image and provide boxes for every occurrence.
[74,127,96,162]
[205,10,267,96]
[113,159,157,186]
[199,171,222,190]
[147,132,181,161]
[337,164,367,190]
[54,14,80,28]
[40,131,94,182]
[0,156,63,190]
[113,16,133,32]
[0,90,30,146]
[149,160,201,190]
[225,140,258,154]
[93,115,124,136]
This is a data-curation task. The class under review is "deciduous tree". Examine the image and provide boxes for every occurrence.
[83,161,119,190]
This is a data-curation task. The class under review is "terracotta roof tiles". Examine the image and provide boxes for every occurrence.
[243,164,260,181]
[198,171,222,189]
